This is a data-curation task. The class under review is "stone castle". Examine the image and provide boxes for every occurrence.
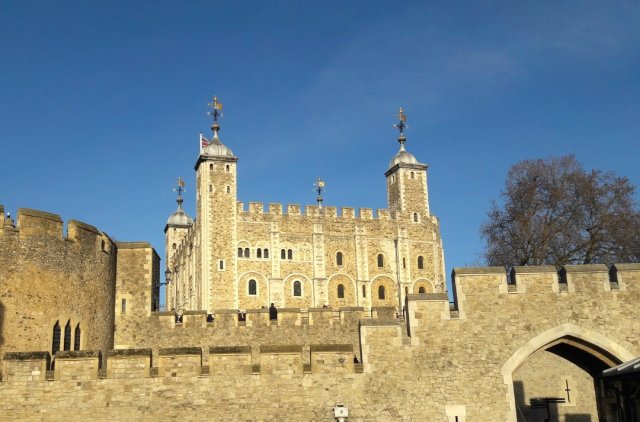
[0,102,638,421]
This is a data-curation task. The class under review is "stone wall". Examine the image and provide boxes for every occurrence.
[0,207,117,359]
[2,263,638,421]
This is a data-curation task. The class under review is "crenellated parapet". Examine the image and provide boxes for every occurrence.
[0,207,119,360]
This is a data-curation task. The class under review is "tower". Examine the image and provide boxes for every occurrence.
[194,96,238,311]
[164,177,193,310]
[385,108,430,219]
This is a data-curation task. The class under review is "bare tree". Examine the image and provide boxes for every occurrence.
[482,155,640,269]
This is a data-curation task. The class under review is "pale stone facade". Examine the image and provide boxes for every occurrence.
[164,124,446,314]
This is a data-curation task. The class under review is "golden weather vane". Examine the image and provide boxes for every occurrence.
[207,96,224,138]
[394,107,408,138]
[174,177,185,197]
[314,177,325,209]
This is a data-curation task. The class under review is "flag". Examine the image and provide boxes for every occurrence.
[178,177,185,188]
[214,99,223,110]
[200,133,211,152]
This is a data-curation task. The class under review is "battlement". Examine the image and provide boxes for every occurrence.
[236,201,399,221]
[0,207,115,252]
[0,342,363,382]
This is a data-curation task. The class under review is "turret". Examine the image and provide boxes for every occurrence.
[385,108,430,219]
[193,96,238,311]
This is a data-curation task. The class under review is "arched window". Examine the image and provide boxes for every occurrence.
[362,285,366,298]
[377,254,384,268]
[293,280,302,297]
[281,249,286,259]
[410,171,415,179]
[210,163,213,170]
[238,248,243,257]
[418,287,426,294]
[219,260,224,270]
[225,164,230,172]
[74,324,81,351]
[287,249,293,260]
[248,279,257,296]
[264,249,269,258]
[52,321,61,355]
[336,252,343,266]
[244,248,250,258]
[418,256,424,269]
[257,248,262,258]
[226,186,230,194]
[413,213,419,222]
[378,285,386,300]
[172,243,177,250]
[63,320,72,351]
[337,284,345,299]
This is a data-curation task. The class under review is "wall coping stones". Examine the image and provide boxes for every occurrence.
[563,264,608,273]
[308,308,333,312]
[453,267,506,276]
[3,351,51,361]
[209,346,252,354]
[511,265,557,274]
[407,293,448,301]
[310,344,353,353]
[18,208,62,222]
[55,350,101,359]
[214,309,241,314]
[159,347,202,356]
[340,307,364,311]
[371,306,396,311]
[612,263,640,271]
[116,241,154,249]
[277,308,301,313]
[259,345,302,354]
[106,349,152,357]
[68,219,100,235]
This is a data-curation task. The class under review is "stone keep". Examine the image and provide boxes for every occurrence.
[0,108,638,421]
[164,114,446,314]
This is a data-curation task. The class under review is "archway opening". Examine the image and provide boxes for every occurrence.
[512,335,622,422]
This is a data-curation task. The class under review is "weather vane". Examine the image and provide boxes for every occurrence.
[394,107,408,139]
[314,177,325,209]
[207,96,224,138]
[174,177,186,197]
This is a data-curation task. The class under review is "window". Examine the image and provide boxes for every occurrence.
[287,249,293,260]
[210,163,213,170]
[264,249,269,258]
[74,324,81,351]
[225,164,230,172]
[337,284,345,299]
[293,280,302,297]
[244,248,250,258]
[101,239,105,251]
[173,243,177,250]
[410,171,415,179]
[362,285,366,298]
[226,185,230,194]
[257,248,262,258]
[248,279,257,296]
[418,256,424,269]
[281,249,286,259]
[209,184,212,193]
[378,286,386,300]
[413,213,419,222]
[238,248,243,257]
[377,254,384,268]
[418,287,426,294]
[121,298,127,314]
[63,320,71,351]
[336,252,343,266]
[402,257,406,269]
[219,260,224,270]
[52,321,61,354]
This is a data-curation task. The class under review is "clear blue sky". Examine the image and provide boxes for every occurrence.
[2,1,639,294]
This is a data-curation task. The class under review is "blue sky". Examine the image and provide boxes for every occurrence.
[1,1,639,295]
